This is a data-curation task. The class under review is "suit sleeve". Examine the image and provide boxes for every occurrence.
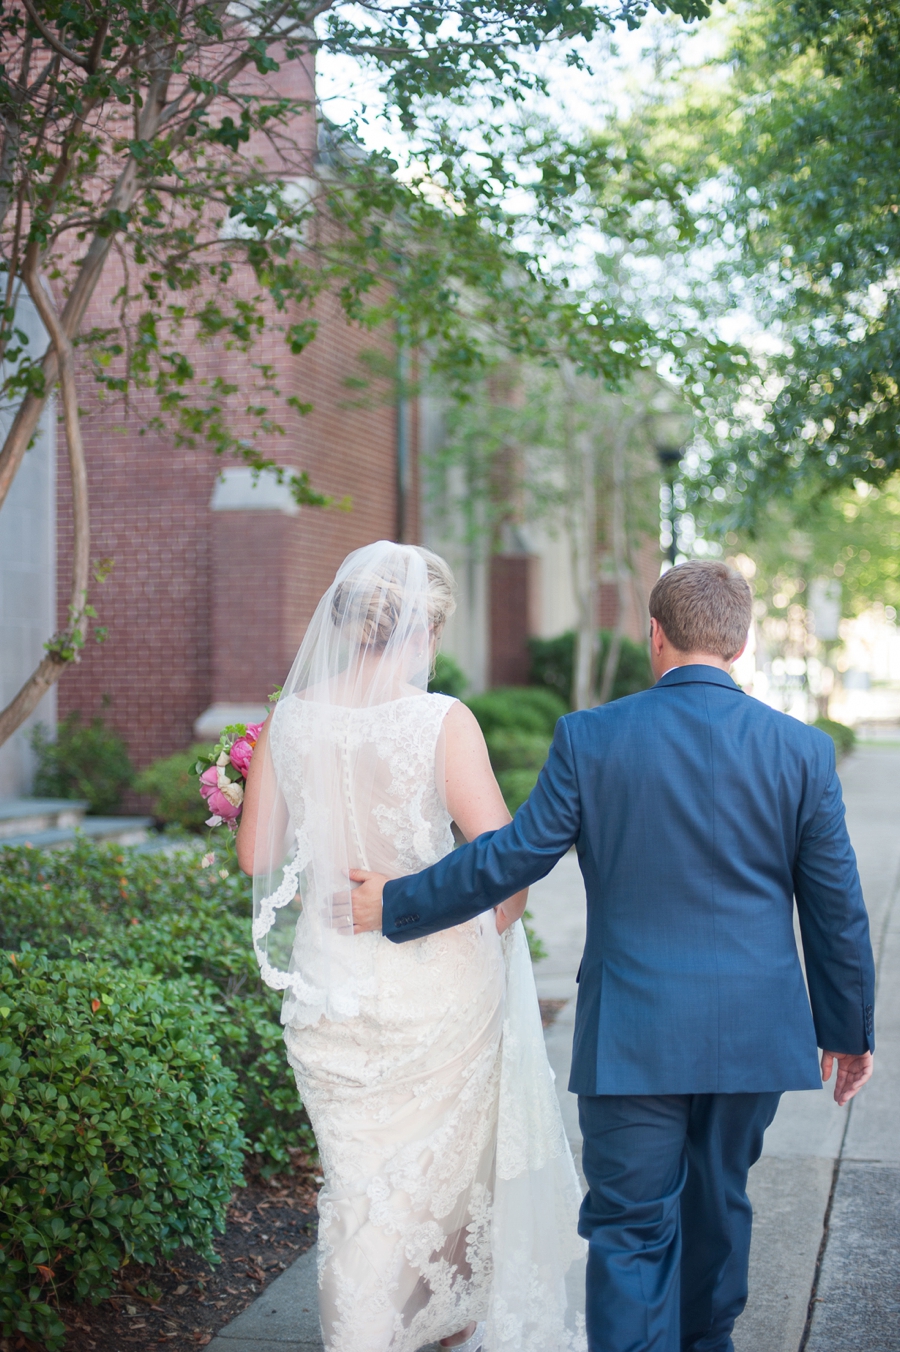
[793,744,876,1055]
[382,716,582,943]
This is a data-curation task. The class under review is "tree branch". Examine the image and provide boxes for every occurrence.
[23,259,90,627]
[0,653,71,746]
[20,0,91,68]
[0,56,172,519]
[0,355,59,513]
[0,258,92,746]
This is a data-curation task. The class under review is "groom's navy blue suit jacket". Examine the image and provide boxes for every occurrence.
[382,666,875,1096]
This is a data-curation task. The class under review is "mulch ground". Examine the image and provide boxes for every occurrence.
[538,998,567,1028]
[12,1158,319,1352]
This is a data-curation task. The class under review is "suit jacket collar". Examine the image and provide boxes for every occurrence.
[654,664,742,692]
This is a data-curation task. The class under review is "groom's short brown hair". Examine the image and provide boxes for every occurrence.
[649,561,752,661]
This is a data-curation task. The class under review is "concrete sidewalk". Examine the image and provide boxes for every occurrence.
[210,744,900,1352]
[802,744,900,1351]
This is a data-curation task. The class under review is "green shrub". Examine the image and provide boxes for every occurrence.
[429,652,469,699]
[0,838,315,1175]
[484,729,551,773]
[814,717,857,759]
[522,912,547,963]
[134,743,214,832]
[464,688,565,815]
[466,686,568,738]
[529,630,654,708]
[526,632,576,706]
[0,951,244,1350]
[31,713,133,815]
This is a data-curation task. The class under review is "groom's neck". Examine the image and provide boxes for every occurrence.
[651,649,735,682]
[649,617,746,682]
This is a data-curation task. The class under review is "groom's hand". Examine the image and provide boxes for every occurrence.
[349,870,388,933]
[821,1049,874,1106]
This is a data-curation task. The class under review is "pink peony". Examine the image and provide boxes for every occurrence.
[229,723,263,779]
[229,737,255,778]
[200,764,242,822]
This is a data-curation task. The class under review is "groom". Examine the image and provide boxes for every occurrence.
[350,559,875,1352]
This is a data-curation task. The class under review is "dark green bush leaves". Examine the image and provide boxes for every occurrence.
[0,838,315,1177]
[30,713,134,815]
[134,743,215,832]
[466,686,568,738]
[0,950,245,1349]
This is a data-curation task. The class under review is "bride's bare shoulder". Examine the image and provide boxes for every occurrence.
[440,698,486,743]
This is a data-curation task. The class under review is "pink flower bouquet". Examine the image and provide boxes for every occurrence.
[195,722,263,830]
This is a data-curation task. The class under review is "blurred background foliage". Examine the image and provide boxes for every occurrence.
[529,631,654,708]
[31,713,133,815]
[135,745,217,833]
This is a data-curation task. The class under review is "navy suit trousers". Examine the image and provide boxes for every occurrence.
[578,1092,781,1352]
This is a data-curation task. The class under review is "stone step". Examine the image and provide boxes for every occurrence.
[0,814,154,850]
[0,797,89,840]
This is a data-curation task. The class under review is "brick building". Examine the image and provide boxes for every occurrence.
[54,284,415,774]
[45,55,419,781]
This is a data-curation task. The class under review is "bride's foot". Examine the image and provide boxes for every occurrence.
[439,1321,484,1351]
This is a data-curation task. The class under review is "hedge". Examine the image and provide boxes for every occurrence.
[134,744,216,832]
[0,838,314,1175]
[0,951,244,1349]
[814,717,857,759]
[30,714,134,815]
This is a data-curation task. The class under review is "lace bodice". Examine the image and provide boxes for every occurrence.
[252,692,460,1027]
[271,691,456,879]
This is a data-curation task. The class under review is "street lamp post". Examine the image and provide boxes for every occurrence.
[656,445,683,566]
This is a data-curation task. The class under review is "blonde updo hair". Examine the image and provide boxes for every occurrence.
[331,544,457,650]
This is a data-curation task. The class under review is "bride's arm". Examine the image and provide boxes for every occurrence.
[441,701,528,934]
[236,715,273,875]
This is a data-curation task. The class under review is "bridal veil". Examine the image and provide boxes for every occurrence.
[250,540,448,1024]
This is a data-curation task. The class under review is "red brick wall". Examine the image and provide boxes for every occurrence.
[55,290,408,777]
[489,554,539,687]
[595,540,661,642]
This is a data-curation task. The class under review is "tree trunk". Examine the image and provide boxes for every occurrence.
[597,423,630,706]
[561,367,599,711]
[571,427,599,710]
[0,75,172,749]
[0,262,91,747]
[0,71,168,521]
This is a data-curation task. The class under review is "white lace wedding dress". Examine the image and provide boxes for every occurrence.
[269,691,586,1352]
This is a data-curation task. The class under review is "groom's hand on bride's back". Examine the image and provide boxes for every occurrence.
[349,870,388,933]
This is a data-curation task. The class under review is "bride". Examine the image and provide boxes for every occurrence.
[237,541,585,1352]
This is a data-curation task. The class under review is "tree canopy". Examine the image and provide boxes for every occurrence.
[0,0,722,745]
[678,0,900,505]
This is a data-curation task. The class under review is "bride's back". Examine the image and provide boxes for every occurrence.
[248,541,465,1024]
[271,689,456,881]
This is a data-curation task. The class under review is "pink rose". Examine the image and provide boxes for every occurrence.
[229,737,255,778]
[200,765,242,821]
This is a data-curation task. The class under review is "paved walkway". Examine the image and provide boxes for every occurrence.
[209,744,900,1352]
